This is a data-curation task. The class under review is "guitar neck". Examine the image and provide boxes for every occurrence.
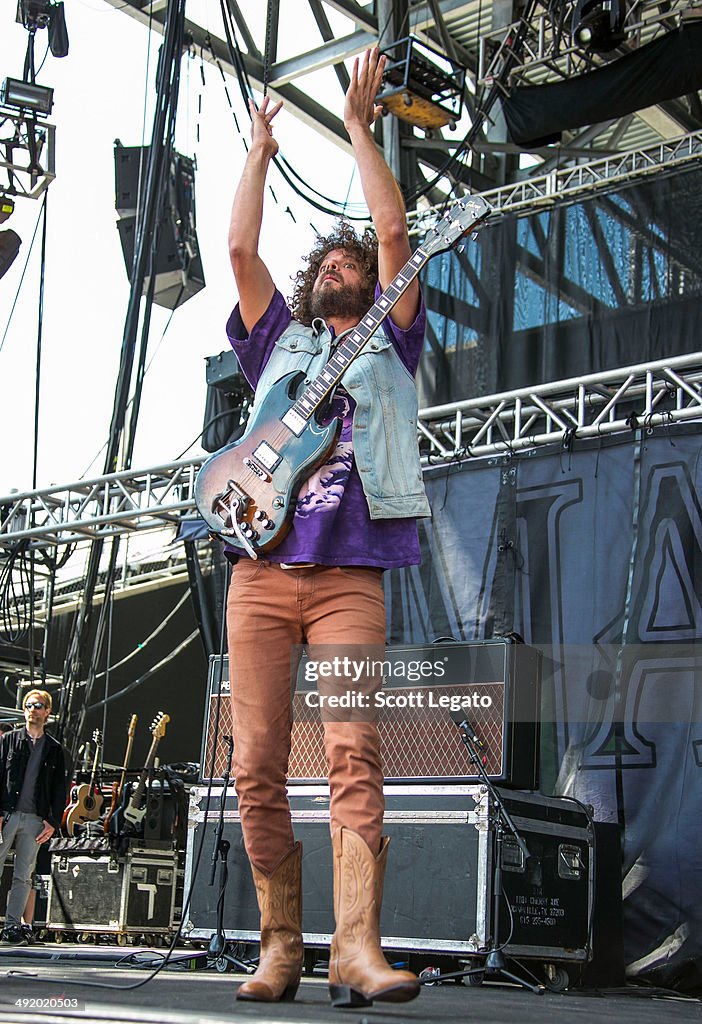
[130,737,160,808]
[117,733,135,799]
[289,245,429,423]
[88,745,101,793]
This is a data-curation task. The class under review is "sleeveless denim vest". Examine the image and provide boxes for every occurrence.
[253,317,431,520]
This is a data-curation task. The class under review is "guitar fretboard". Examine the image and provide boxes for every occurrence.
[289,246,430,422]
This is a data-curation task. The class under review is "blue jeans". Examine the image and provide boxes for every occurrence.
[0,812,44,927]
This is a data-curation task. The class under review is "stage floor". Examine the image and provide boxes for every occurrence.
[0,944,700,1024]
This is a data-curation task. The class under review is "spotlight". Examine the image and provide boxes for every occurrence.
[0,195,15,224]
[571,0,627,52]
[0,77,54,115]
[377,37,465,132]
[16,0,69,58]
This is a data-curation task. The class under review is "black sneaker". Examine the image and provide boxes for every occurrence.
[21,924,42,945]
[0,925,29,946]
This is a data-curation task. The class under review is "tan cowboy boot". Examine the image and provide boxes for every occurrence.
[328,827,419,1008]
[237,842,303,1002]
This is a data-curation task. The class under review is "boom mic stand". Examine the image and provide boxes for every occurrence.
[207,734,253,974]
[422,712,544,993]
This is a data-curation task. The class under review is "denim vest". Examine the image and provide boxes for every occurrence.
[253,318,431,520]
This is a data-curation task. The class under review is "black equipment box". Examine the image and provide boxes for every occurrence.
[202,639,541,789]
[47,842,180,937]
[183,784,596,964]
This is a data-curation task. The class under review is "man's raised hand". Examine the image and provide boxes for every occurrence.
[249,95,283,158]
[344,46,387,131]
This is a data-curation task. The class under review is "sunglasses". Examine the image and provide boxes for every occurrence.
[24,701,47,710]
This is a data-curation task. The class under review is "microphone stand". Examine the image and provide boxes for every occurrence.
[207,734,252,974]
[423,717,544,994]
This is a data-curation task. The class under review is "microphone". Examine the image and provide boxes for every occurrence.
[448,708,485,750]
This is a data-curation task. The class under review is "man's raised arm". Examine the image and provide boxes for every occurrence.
[343,48,419,330]
[228,96,283,334]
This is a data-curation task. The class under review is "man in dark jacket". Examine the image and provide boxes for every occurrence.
[0,688,67,945]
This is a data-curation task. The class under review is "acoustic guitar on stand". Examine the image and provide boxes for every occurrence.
[194,195,491,558]
[63,729,104,836]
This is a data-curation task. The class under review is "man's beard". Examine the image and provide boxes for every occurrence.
[309,280,371,322]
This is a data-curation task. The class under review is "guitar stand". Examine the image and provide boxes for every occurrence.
[419,721,545,995]
[207,735,255,975]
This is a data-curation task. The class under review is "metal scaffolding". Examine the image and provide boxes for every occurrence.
[2,131,701,549]
[2,351,701,548]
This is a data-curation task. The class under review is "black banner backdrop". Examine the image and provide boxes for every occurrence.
[385,426,702,991]
[419,164,702,410]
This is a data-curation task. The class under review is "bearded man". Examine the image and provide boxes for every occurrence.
[224,47,430,1009]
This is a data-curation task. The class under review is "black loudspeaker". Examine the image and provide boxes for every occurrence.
[201,640,541,789]
[114,145,205,310]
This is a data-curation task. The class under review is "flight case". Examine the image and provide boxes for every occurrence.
[183,784,595,965]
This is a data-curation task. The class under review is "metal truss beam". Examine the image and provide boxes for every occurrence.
[0,460,202,548]
[408,130,702,231]
[0,107,55,200]
[3,353,702,547]
[477,0,696,87]
[417,353,702,463]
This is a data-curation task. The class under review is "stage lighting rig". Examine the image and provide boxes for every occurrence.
[571,0,627,52]
[16,0,69,58]
[1,78,53,115]
[376,37,465,133]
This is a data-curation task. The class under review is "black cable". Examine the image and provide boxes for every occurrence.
[6,568,234,993]
[0,199,45,355]
[60,0,188,759]
[215,1,371,222]
[85,630,198,711]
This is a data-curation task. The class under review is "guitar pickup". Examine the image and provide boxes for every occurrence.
[251,441,281,472]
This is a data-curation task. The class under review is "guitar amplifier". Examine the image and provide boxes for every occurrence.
[201,639,541,789]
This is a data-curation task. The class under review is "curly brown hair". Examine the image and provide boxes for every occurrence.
[289,221,379,326]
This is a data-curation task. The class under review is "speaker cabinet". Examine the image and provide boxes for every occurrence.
[201,640,541,789]
[114,144,205,310]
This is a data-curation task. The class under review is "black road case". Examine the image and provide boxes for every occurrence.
[47,842,180,939]
[183,784,595,965]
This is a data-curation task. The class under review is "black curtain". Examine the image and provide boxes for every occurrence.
[419,163,702,407]
[501,23,702,148]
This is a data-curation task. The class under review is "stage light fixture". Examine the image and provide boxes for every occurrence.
[377,37,465,132]
[16,0,69,58]
[571,0,627,52]
[0,195,15,225]
[1,77,54,114]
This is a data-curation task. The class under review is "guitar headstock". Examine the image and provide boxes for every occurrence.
[150,712,170,739]
[127,714,138,737]
[92,729,103,748]
[421,195,492,258]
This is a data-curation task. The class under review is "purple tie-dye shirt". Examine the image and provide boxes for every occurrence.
[225,289,425,569]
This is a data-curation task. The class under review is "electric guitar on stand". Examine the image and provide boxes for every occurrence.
[111,713,169,837]
[194,195,491,558]
[63,730,104,836]
[103,714,138,834]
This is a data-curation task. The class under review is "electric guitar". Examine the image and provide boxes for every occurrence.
[63,729,104,836]
[103,714,138,834]
[194,195,491,558]
[120,713,170,834]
